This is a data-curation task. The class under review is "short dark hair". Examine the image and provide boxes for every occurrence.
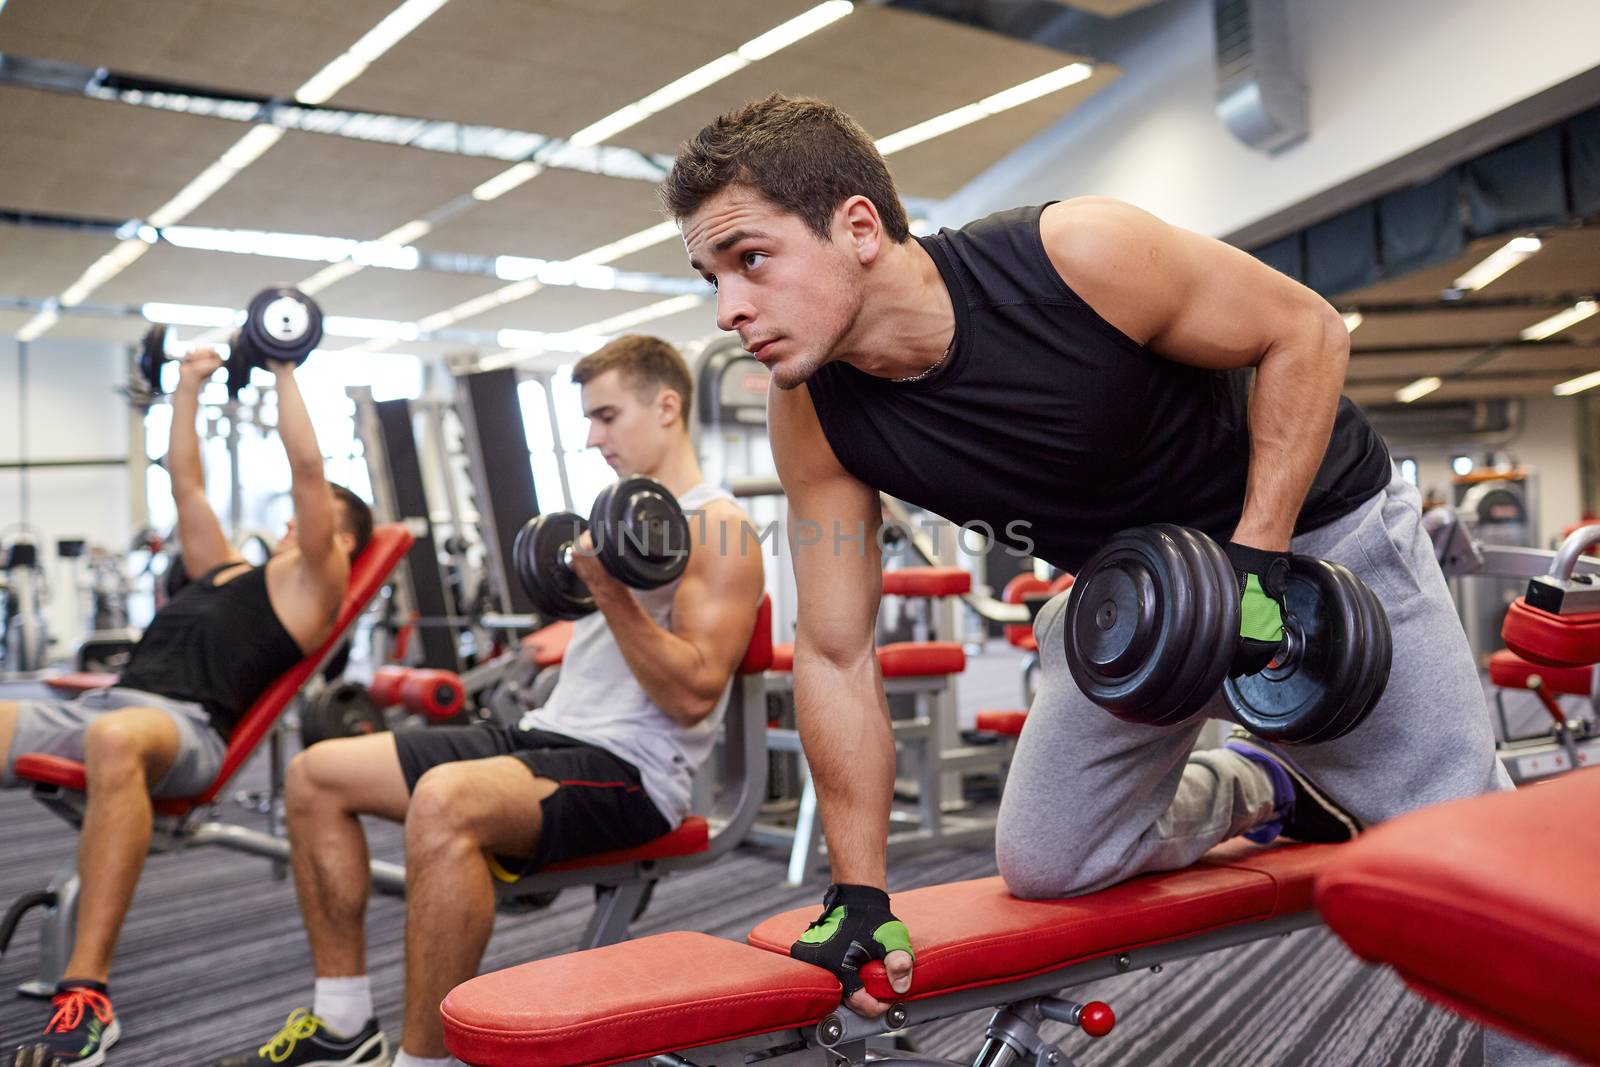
[330,483,373,559]
[661,93,910,245]
[571,335,695,431]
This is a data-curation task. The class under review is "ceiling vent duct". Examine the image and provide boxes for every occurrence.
[1363,400,1520,444]
[1214,0,1308,154]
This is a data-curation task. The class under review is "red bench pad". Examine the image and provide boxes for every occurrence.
[882,566,971,598]
[769,641,965,676]
[520,620,574,669]
[13,754,193,817]
[750,842,1331,1002]
[975,709,1027,736]
[1316,768,1600,1063]
[1487,649,1592,696]
[543,816,708,873]
[44,672,119,694]
[442,931,841,1067]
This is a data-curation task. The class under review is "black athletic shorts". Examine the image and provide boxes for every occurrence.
[391,723,672,876]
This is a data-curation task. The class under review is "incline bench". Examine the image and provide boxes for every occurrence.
[441,839,1330,1066]
[0,524,414,996]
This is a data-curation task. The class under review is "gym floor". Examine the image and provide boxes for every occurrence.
[0,647,1502,1066]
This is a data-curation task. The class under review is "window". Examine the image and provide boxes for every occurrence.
[1398,458,1418,485]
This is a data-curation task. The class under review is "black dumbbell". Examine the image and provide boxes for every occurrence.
[512,476,690,620]
[136,287,323,399]
[228,286,323,396]
[1063,525,1391,744]
[138,324,171,395]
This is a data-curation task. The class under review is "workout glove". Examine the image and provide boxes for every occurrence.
[790,883,914,999]
[1225,541,1290,678]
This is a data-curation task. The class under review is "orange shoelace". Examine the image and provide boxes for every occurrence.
[45,987,114,1034]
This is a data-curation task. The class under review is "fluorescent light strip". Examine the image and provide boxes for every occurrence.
[572,221,682,266]
[142,302,238,328]
[1395,376,1442,404]
[20,0,446,340]
[476,2,852,199]
[16,309,59,342]
[1554,370,1600,397]
[577,295,708,335]
[1521,300,1599,342]
[1453,235,1542,292]
[875,62,1093,156]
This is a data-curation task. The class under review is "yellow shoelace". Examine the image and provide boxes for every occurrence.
[259,1008,326,1063]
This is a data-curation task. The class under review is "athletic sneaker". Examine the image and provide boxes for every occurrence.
[12,982,121,1067]
[1224,730,1362,844]
[216,1009,389,1067]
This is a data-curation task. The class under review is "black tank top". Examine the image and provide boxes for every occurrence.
[119,562,303,737]
[805,205,1391,573]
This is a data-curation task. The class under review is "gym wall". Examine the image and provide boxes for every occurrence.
[0,335,136,644]
[942,0,1600,242]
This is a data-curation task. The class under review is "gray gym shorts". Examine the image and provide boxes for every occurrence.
[2,686,226,797]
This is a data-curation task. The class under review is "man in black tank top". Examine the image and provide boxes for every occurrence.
[661,93,1524,1065]
[2,346,373,1067]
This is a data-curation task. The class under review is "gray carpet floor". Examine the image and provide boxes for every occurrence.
[0,646,1502,1066]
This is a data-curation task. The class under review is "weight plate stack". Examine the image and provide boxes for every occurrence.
[590,475,690,589]
[512,512,596,620]
[1223,556,1391,744]
[1064,525,1238,728]
[138,325,170,396]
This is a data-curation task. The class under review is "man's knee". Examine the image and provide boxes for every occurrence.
[407,765,478,850]
[82,713,159,781]
[287,738,374,814]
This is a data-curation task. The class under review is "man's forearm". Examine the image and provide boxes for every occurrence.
[794,652,894,889]
[167,387,205,495]
[271,367,325,472]
[591,587,725,727]
[1232,311,1350,552]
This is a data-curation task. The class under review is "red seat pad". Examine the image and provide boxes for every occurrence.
[882,566,972,598]
[878,641,965,677]
[1501,597,1600,667]
[975,709,1027,736]
[750,842,1331,1002]
[768,640,965,677]
[542,816,708,873]
[44,672,119,694]
[1316,768,1600,1064]
[521,620,574,669]
[1487,648,1592,696]
[441,931,842,1067]
[13,754,192,817]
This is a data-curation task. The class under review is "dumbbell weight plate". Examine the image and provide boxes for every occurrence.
[1065,525,1237,728]
[1223,556,1388,744]
[589,475,690,589]
[512,512,595,620]
[300,681,386,749]
[138,325,170,396]
[240,287,323,367]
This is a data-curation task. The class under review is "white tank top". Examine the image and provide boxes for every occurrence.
[520,481,738,825]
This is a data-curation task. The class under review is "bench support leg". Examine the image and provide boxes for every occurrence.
[15,860,78,999]
[582,882,649,949]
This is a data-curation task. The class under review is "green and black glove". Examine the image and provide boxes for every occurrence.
[789,884,913,999]
[1225,542,1290,678]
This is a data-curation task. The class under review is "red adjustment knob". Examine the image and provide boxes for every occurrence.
[370,666,409,709]
[400,668,465,720]
[1080,1001,1115,1038]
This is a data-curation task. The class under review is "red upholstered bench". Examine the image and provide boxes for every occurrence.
[975,709,1027,737]
[6,525,414,996]
[443,841,1331,1067]
[42,672,120,695]
[1487,648,1592,695]
[769,640,966,676]
[1318,767,1600,1064]
[519,619,574,669]
[882,566,971,598]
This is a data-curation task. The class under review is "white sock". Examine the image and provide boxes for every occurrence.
[393,1053,460,1067]
[312,975,373,1039]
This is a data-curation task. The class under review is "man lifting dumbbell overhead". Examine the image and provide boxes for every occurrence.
[220,335,763,1067]
[668,94,1539,1065]
[3,290,373,1067]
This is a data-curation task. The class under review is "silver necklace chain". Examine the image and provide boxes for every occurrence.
[893,340,953,384]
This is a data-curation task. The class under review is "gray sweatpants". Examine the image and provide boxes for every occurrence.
[996,471,1557,1066]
